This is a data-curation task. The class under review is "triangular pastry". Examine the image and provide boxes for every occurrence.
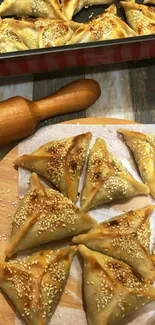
[0,0,66,20]
[0,246,77,325]
[0,20,28,53]
[118,128,155,198]
[3,18,40,49]
[4,18,74,49]
[121,0,155,35]
[67,5,136,45]
[15,132,92,203]
[38,21,74,47]
[81,137,149,212]
[6,173,96,258]
[73,205,155,282]
[61,0,113,21]
[78,245,155,325]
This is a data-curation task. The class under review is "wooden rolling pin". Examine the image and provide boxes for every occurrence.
[0,79,101,147]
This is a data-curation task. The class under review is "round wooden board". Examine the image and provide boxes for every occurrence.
[0,117,136,325]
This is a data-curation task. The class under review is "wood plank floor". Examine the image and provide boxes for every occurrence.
[0,59,155,159]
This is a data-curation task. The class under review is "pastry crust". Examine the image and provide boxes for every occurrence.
[0,0,66,20]
[3,18,40,49]
[6,173,96,258]
[78,245,155,325]
[0,20,28,53]
[67,5,136,44]
[38,21,74,47]
[81,137,149,212]
[73,205,155,282]
[61,0,113,21]
[28,17,81,31]
[4,18,78,49]
[0,246,77,325]
[15,132,92,203]
[121,0,155,35]
[118,128,155,198]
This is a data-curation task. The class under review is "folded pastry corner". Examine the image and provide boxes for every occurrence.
[6,173,96,258]
[61,0,113,21]
[15,132,92,203]
[38,22,74,48]
[118,128,155,198]
[0,246,77,325]
[81,137,149,212]
[67,4,136,45]
[121,0,155,35]
[73,205,155,282]
[78,244,155,325]
[0,0,66,20]
[0,20,28,53]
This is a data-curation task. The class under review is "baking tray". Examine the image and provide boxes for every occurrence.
[0,0,155,77]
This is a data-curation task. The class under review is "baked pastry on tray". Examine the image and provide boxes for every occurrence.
[0,0,66,20]
[61,0,113,21]
[0,246,77,325]
[0,20,28,53]
[6,173,96,258]
[3,18,76,49]
[118,128,155,199]
[121,0,155,35]
[67,5,136,45]
[80,137,149,212]
[73,205,155,282]
[15,132,92,203]
[29,17,81,30]
[78,245,155,325]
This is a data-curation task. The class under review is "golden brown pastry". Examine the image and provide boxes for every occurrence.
[4,18,74,49]
[15,132,92,203]
[73,205,155,282]
[3,18,39,49]
[0,0,66,20]
[0,20,28,53]
[29,17,81,31]
[0,246,77,325]
[78,245,155,325]
[6,173,96,258]
[121,0,155,35]
[81,137,149,212]
[67,5,136,45]
[118,128,155,199]
[38,21,74,47]
[61,0,113,21]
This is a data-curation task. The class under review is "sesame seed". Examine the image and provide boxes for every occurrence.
[46,135,89,187]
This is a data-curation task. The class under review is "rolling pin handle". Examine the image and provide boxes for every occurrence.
[34,79,101,121]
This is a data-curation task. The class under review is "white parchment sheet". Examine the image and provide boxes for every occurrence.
[17,124,155,325]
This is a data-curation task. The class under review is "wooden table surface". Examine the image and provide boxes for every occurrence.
[0,58,155,159]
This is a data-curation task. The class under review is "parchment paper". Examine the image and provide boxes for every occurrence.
[18,124,155,325]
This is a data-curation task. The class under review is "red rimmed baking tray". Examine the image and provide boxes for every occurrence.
[0,3,155,77]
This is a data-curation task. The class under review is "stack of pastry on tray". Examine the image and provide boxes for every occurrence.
[1,128,155,325]
[0,0,155,52]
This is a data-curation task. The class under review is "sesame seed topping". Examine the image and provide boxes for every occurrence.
[105,259,145,292]
[96,271,114,310]
[42,24,69,47]
[46,136,88,186]
[13,186,79,237]
[111,235,144,260]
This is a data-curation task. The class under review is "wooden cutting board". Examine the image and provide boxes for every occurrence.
[0,117,136,325]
